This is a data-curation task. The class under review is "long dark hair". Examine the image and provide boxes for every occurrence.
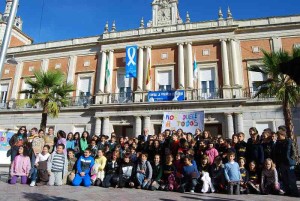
[81,131,90,140]
[17,126,27,136]
[57,130,66,139]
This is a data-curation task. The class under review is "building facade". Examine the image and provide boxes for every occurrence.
[0,0,300,139]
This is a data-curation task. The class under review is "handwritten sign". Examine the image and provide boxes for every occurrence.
[162,111,205,133]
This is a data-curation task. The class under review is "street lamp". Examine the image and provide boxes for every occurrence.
[0,0,19,78]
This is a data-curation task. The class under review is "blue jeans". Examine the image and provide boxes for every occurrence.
[30,168,38,182]
[72,174,92,187]
[136,173,149,189]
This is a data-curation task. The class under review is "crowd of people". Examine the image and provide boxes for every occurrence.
[7,125,300,197]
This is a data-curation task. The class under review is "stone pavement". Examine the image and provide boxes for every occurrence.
[0,166,299,201]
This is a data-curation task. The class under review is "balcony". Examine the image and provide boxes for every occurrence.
[0,88,276,111]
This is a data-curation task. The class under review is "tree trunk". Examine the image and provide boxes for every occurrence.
[282,100,300,164]
[40,99,49,132]
[282,100,294,139]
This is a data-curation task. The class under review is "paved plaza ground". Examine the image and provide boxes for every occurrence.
[0,167,299,201]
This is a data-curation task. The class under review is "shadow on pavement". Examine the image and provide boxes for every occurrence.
[180,195,242,201]
[23,192,77,201]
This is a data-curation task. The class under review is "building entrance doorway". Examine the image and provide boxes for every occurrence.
[113,125,133,138]
[204,124,223,137]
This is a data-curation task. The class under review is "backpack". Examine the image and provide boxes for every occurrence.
[37,161,49,182]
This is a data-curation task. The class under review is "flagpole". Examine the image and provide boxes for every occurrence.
[0,0,19,79]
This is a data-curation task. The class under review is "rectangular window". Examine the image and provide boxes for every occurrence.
[249,70,267,92]
[78,77,91,96]
[255,122,273,135]
[199,67,216,98]
[0,84,8,107]
[117,71,132,103]
[157,70,172,91]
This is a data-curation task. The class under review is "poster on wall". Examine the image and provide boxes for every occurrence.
[0,131,14,165]
[161,111,205,133]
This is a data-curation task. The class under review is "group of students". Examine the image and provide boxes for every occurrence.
[7,125,299,197]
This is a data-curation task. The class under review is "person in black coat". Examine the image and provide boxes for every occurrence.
[246,132,264,168]
[102,152,120,188]
[9,126,28,162]
[118,153,135,188]
[274,131,299,197]
[235,132,248,160]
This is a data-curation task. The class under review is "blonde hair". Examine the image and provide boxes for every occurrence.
[264,158,276,170]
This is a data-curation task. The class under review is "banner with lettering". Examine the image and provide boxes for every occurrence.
[148,90,185,102]
[125,45,137,78]
[162,111,205,133]
[0,131,14,165]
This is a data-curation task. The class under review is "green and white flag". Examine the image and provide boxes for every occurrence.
[105,55,110,86]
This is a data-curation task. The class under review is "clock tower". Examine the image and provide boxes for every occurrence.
[151,0,180,27]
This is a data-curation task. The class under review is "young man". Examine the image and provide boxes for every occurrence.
[72,148,95,187]
[224,152,241,195]
[47,144,68,186]
[274,130,299,197]
[44,127,55,153]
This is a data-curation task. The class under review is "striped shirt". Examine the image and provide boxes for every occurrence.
[51,153,65,172]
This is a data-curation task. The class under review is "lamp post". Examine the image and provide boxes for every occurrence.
[0,0,19,79]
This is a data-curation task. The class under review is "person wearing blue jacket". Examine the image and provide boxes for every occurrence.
[72,148,95,187]
[179,154,200,193]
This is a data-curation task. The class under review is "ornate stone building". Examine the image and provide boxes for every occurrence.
[0,0,300,139]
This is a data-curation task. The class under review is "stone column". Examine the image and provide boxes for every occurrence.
[99,51,107,93]
[177,43,185,89]
[137,47,144,91]
[225,113,234,138]
[105,50,114,93]
[102,117,110,136]
[186,42,193,89]
[235,112,244,134]
[230,39,240,86]
[220,39,230,87]
[95,117,102,136]
[144,46,152,91]
[67,55,77,84]
[10,61,23,100]
[41,58,49,72]
[143,116,151,132]
[134,116,142,137]
[271,37,282,52]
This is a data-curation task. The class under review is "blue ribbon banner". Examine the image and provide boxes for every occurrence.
[148,90,185,102]
[125,45,137,78]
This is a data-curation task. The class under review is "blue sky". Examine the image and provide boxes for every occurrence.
[2,0,300,44]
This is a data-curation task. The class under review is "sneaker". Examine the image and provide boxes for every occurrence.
[30,181,36,187]
[190,190,195,193]
[279,189,285,195]
[137,185,141,189]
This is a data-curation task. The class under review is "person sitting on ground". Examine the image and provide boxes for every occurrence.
[118,153,135,188]
[30,145,50,187]
[72,148,95,187]
[179,154,199,193]
[10,146,31,185]
[136,153,153,189]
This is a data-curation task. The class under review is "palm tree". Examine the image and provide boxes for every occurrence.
[248,47,300,140]
[19,70,75,131]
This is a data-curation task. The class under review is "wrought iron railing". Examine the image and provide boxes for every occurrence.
[0,87,277,110]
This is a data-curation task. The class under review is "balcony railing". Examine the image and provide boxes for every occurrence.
[0,88,276,110]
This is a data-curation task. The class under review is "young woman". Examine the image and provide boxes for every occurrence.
[10,146,31,185]
[73,132,80,157]
[66,132,75,151]
[79,131,90,153]
[9,126,28,162]
[56,130,67,154]
[92,150,107,186]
